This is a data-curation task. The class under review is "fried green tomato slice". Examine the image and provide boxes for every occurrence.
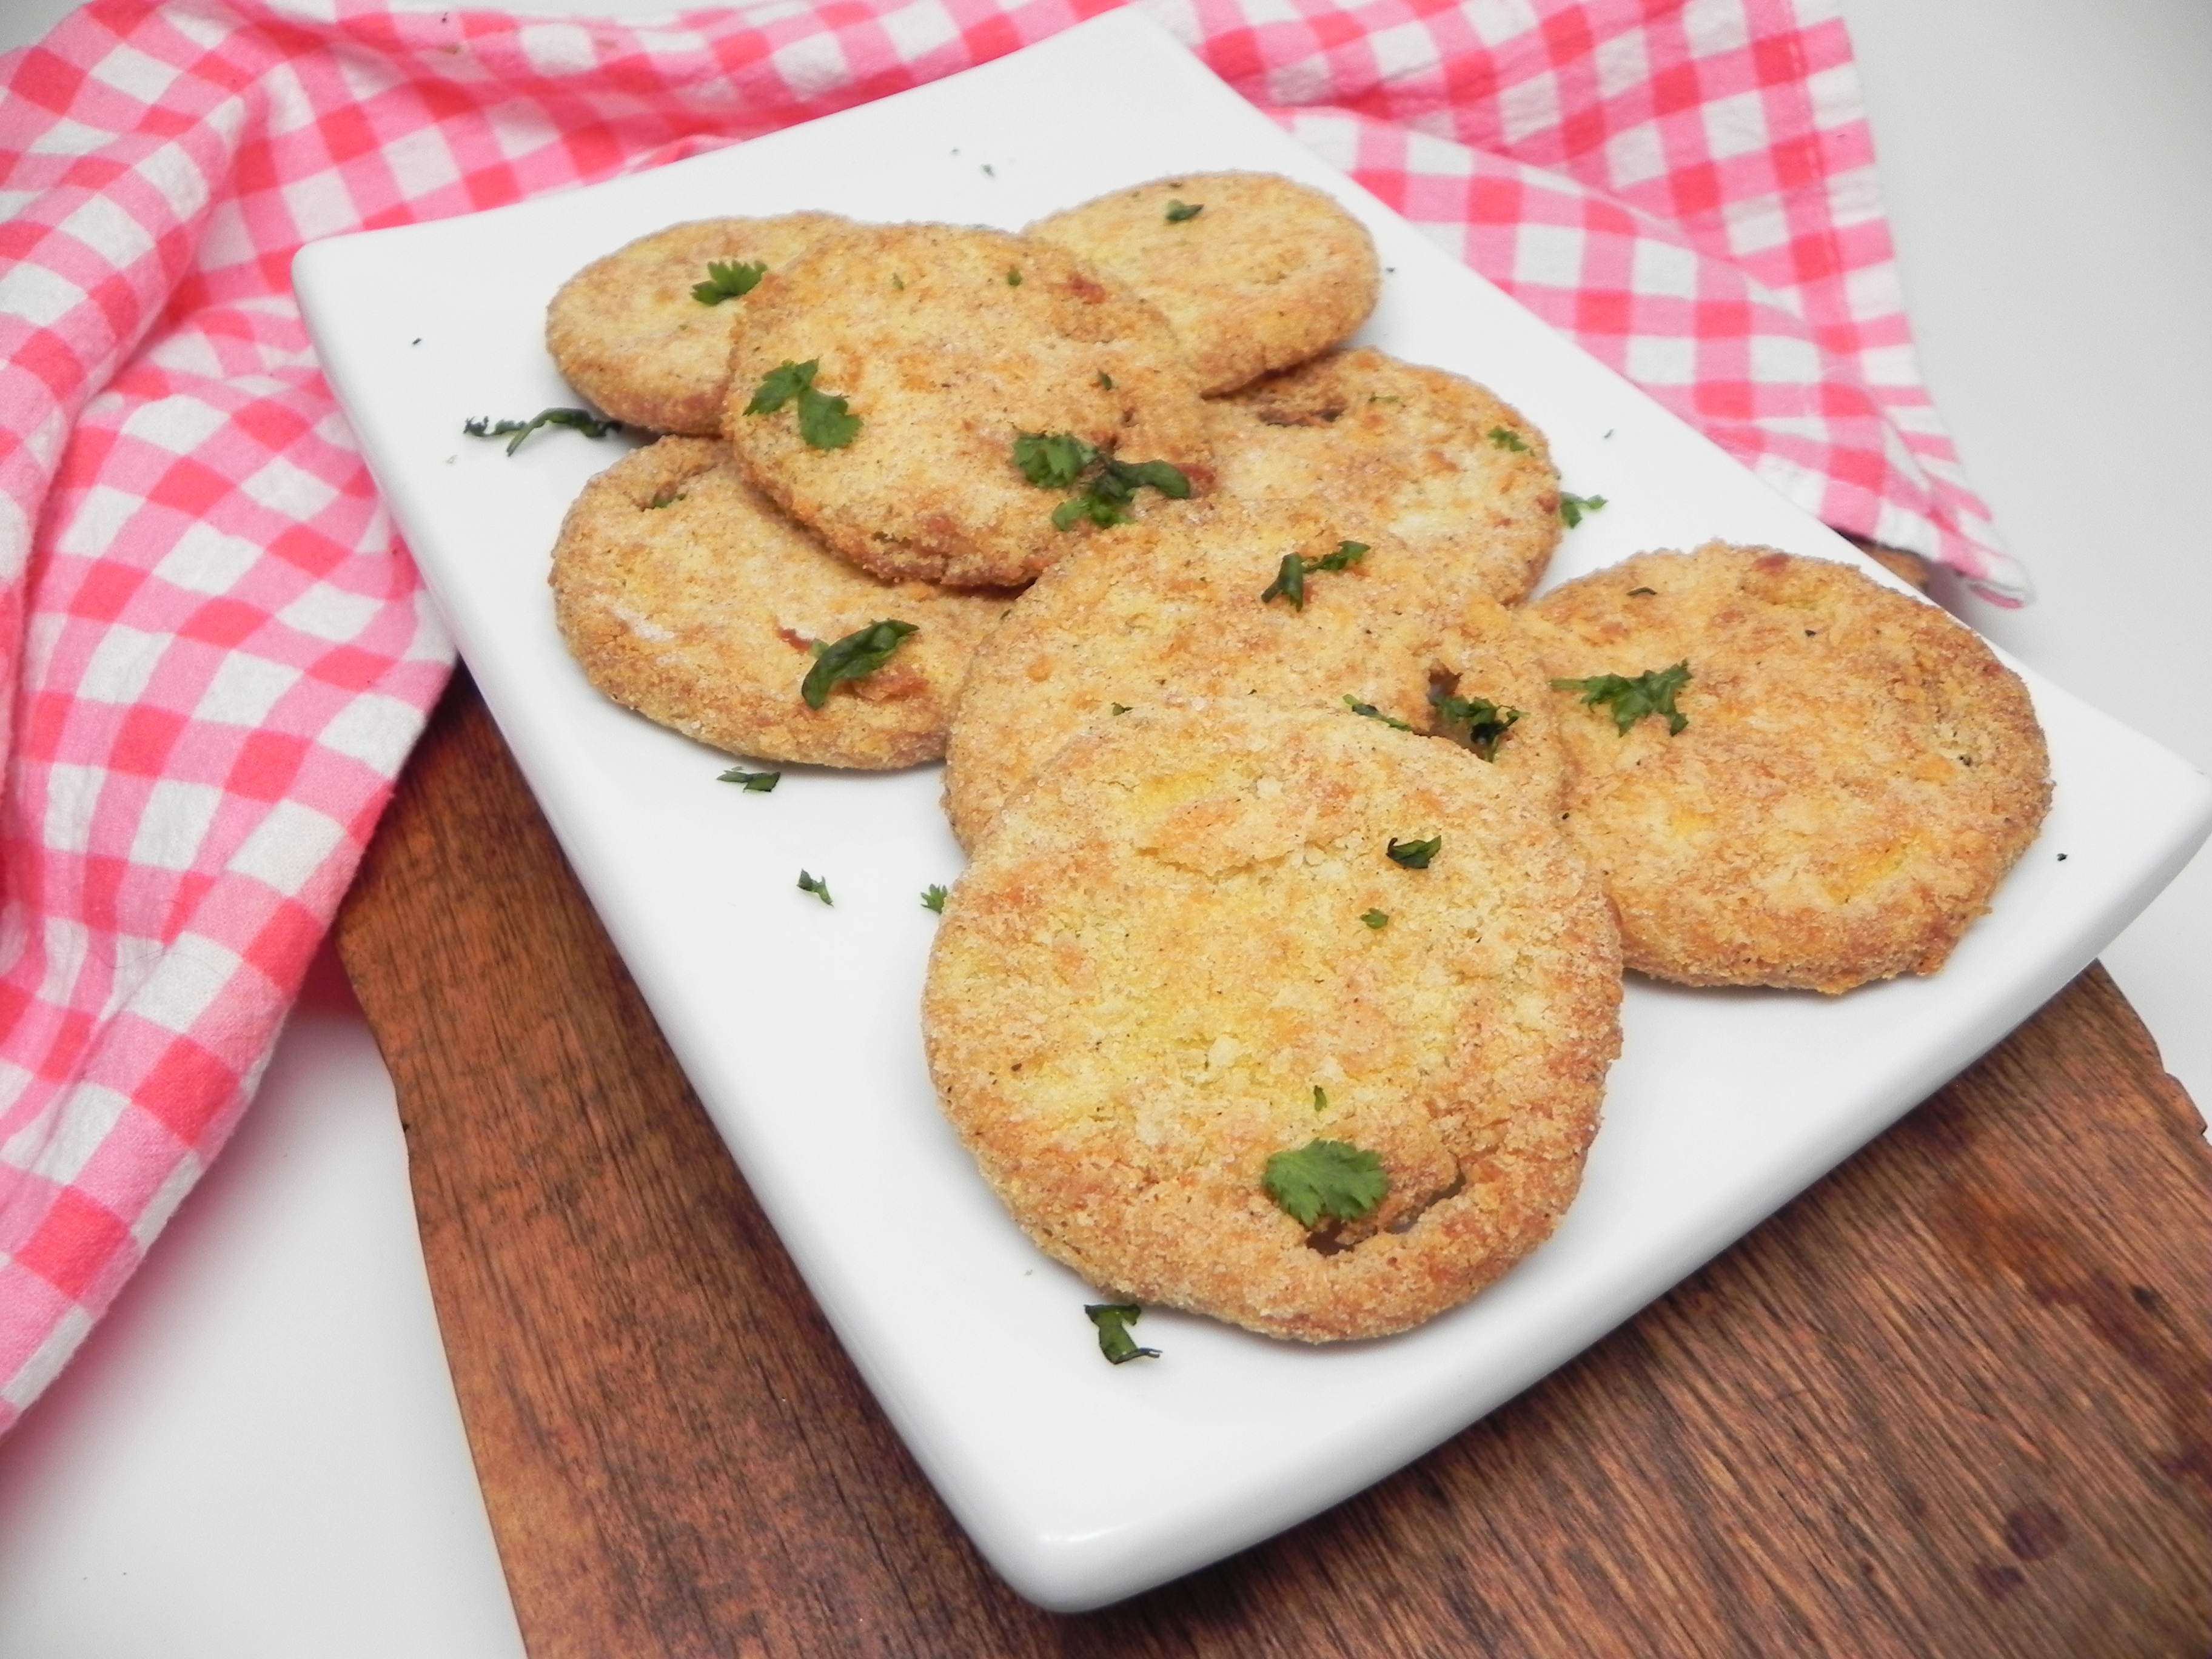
[925,704,1621,1342]
[724,222,1212,590]
[1525,543,2053,992]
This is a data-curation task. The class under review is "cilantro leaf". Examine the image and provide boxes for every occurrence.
[1387,835,1442,869]
[745,359,817,415]
[1024,440,1190,530]
[461,407,620,455]
[1013,431,1098,489]
[1096,371,1114,390]
[1085,1303,1160,1364]
[1362,909,1389,928]
[795,386,861,449]
[1344,695,1413,732]
[692,259,767,305]
[797,870,833,905]
[717,766,781,791]
[1550,661,1692,735]
[800,619,919,708]
[1313,1085,1329,1113]
[1560,491,1608,528]
[1430,690,1524,760]
[1262,1139,1389,1228]
[922,884,949,913]
[1110,702,1132,716]
[1007,267,1024,286]
[1164,200,1204,223]
[1264,542,1368,608]
[1487,426,1529,452]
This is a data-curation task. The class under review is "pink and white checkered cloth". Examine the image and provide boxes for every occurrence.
[0,0,2021,1433]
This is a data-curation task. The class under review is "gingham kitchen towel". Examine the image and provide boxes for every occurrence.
[0,0,2022,1433]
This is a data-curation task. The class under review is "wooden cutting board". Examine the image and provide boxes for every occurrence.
[335,669,2212,1658]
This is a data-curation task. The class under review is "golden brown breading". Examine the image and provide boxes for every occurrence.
[1208,349,1564,605]
[940,499,1566,848]
[1029,173,1381,395]
[551,437,1017,769]
[545,215,849,435]
[925,705,1622,1342]
[1524,543,2053,993]
[723,223,1212,589]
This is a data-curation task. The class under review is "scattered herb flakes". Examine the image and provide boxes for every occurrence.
[892,273,905,290]
[797,870,833,906]
[461,407,619,456]
[1263,1139,1389,1228]
[691,259,766,306]
[1164,199,1204,223]
[1487,426,1529,452]
[1085,1303,1160,1364]
[1343,695,1413,732]
[800,618,919,709]
[1362,909,1389,929]
[1007,267,1024,286]
[646,488,685,509]
[1312,1085,1329,1114]
[1096,371,1114,390]
[1386,835,1442,869]
[1551,661,1692,736]
[1110,703,1132,716]
[1261,541,1368,609]
[1430,690,1523,761]
[745,358,862,450]
[717,766,781,792]
[1560,491,1608,528]
[922,884,950,913]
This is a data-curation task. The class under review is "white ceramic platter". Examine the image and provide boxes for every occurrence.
[294,10,2211,1610]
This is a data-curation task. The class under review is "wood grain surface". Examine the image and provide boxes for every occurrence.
[335,669,2212,1659]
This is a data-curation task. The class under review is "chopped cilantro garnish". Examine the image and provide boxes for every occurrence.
[1560,491,1608,527]
[1387,835,1441,869]
[1343,695,1413,732]
[1085,1303,1159,1364]
[1312,1085,1329,1113]
[1362,909,1389,928]
[692,259,767,305]
[922,884,949,913]
[1430,690,1523,760]
[461,407,619,455]
[800,619,918,709]
[1261,541,1368,609]
[1096,371,1114,390]
[1164,200,1204,223]
[717,766,780,791]
[1007,267,1024,286]
[1487,426,1529,452]
[1263,1139,1389,1228]
[1110,703,1132,716]
[1013,431,1097,489]
[1551,661,1691,735]
[1016,434,1191,529]
[797,870,833,905]
[745,359,862,450]
[891,273,905,290]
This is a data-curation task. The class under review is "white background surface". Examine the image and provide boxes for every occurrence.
[0,0,2203,1647]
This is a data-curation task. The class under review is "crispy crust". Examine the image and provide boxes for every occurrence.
[1525,543,2053,993]
[551,438,1017,769]
[1208,349,1564,605]
[545,215,850,435]
[1029,173,1381,395]
[942,499,1567,848]
[723,223,1212,589]
[925,705,1622,1342]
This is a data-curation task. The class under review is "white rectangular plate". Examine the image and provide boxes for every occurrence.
[295,10,2211,1610]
